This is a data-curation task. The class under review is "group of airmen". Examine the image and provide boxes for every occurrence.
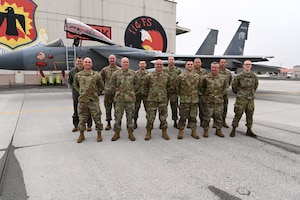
[68,55,258,143]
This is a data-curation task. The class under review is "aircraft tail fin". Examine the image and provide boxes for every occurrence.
[223,20,249,55]
[195,29,218,55]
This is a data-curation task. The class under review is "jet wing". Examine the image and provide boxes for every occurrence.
[154,54,273,62]
[251,63,281,73]
[90,45,272,69]
[153,54,273,68]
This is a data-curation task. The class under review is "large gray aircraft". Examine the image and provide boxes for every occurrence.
[0,18,272,76]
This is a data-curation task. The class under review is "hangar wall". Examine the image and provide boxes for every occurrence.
[37,0,177,52]
[0,0,177,85]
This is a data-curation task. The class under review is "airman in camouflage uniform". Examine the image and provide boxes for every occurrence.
[193,58,207,124]
[100,54,120,131]
[73,57,104,143]
[230,60,258,138]
[163,56,181,128]
[133,60,148,129]
[144,59,170,140]
[176,61,201,139]
[201,62,228,138]
[68,56,93,132]
[110,57,136,141]
[218,59,232,128]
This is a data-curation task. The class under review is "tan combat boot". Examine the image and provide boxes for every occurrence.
[215,129,225,138]
[97,131,102,142]
[72,127,78,132]
[128,131,136,141]
[177,129,184,139]
[87,126,92,131]
[203,129,209,138]
[145,130,152,140]
[111,131,120,141]
[162,128,169,140]
[230,127,236,137]
[191,130,200,139]
[105,121,111,130]
[246,128,257,138]
[77,132,85,143]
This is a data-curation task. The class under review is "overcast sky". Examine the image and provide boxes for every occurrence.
[175,0,300,68]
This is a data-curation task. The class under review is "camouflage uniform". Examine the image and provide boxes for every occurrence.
[145,71,170,130]
[69,67,92,129]
[176,72,201,130]
[231,71,258,128]
[100,65,120,122]
[73,70,104,132]
[111,69,137,132]
[218,68,232,122]
[163,66,181,121]
[194,68,208,122]
[201,73,228,130]
[134,69,148,123]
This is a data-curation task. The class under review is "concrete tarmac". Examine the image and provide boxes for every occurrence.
[0,79,300,200]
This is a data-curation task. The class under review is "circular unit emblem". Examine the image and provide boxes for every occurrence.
[124,16,167,52]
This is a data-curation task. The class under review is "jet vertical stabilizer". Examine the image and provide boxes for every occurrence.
[195,29,218,55]
[224,20,249,55]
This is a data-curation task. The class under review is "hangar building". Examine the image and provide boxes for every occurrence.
[0,0,189,85]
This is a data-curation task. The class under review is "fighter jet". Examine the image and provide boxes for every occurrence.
[0,18,272,76]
